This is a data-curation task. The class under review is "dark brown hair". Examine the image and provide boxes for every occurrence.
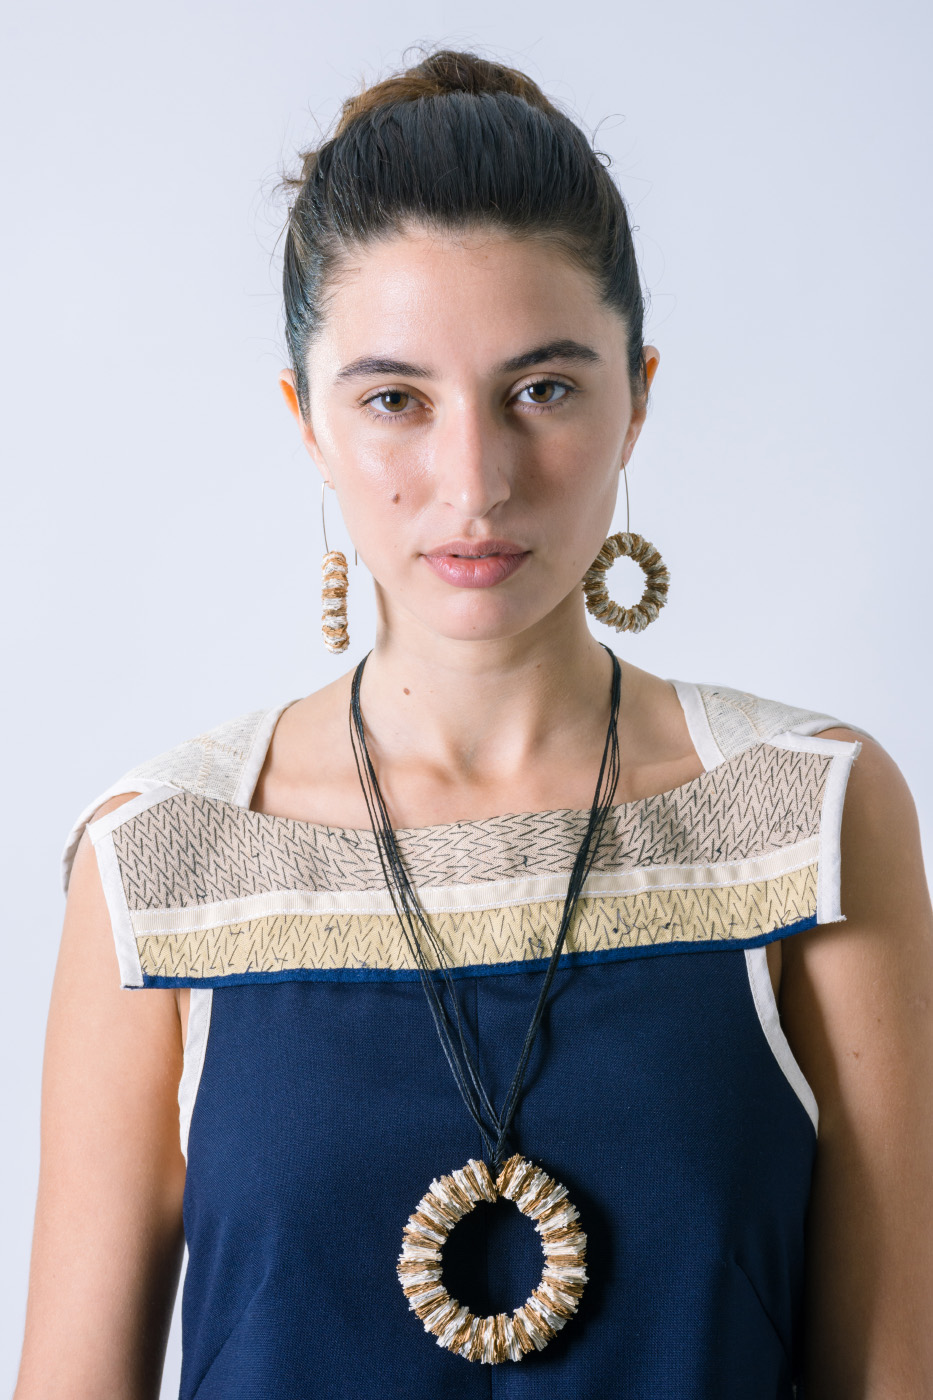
[279,48,649,420]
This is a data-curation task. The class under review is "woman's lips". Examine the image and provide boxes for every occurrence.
[421,552,530,588]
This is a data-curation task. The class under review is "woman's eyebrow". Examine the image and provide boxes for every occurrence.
[495,339,603,374]
[333,339,602,385]
[334,355,429,384]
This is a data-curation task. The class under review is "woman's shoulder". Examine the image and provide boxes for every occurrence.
[61,698,296,895]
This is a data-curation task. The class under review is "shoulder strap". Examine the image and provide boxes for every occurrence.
[669,679,870,932]
[671,679,873,765]
[61,702,292,894]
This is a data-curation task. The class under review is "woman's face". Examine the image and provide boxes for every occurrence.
[282,225,659,645]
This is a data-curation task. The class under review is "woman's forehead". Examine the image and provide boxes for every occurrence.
[310,227,626,378]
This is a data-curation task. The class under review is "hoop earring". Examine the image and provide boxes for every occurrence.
[321,480,350,653]
[582,465,670,634]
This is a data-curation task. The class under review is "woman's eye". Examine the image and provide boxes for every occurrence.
[366,390,413,414]
[363,381,572,418]
[516,380,571,407]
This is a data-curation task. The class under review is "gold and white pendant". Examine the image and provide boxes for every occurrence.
[397,1154,588,1363]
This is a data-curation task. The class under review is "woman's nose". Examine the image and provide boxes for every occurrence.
[430,406,513,519]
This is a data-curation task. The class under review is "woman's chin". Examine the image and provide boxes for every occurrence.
[397,596,579,648]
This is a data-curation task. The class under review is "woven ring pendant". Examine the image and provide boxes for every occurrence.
[582,531,670,634]
[397,1155,588,1364]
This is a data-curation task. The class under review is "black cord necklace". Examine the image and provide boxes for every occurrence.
[348,642,622,1365]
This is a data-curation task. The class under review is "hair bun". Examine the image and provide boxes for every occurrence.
[334,48,556,138]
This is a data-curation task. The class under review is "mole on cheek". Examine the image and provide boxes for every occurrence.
[391,493,400,504]
[403,688,410,695]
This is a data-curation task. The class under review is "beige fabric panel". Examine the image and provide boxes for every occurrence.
[134,866,818,981]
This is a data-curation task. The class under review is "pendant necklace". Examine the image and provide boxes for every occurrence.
[348,642,622,1365]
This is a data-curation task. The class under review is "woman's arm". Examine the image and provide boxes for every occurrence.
[780,731,933,1398]
[14,793,187,1400]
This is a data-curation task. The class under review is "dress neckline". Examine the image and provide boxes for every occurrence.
[235,676,725,841]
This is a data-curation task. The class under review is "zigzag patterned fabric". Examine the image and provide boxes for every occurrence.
[71,682,863,990]
[61,704,277,895]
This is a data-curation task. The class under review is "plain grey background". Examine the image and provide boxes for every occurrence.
[3,0,930,1391]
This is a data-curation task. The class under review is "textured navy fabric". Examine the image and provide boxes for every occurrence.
[179,945,815,1398]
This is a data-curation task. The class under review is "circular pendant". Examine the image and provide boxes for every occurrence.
[397,1154,588,1363]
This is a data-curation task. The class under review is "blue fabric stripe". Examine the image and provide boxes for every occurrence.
[140,915,817,989]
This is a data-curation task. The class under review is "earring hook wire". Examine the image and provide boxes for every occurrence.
[321,479,331,554]
[622,462,631,534]
[322,479,358,566]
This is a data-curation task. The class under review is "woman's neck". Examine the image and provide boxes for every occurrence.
[252,609,702,832]
[357,616,616,793]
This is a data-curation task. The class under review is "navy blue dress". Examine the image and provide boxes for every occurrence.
[71,680,861,1398]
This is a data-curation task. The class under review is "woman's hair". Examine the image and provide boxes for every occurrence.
[279,48,648,421]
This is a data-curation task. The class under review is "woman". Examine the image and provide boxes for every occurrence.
[15,48,933,1400]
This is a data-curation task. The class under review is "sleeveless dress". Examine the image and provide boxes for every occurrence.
[62,676,866,1400]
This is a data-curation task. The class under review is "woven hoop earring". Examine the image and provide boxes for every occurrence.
[582,532,670,634]
[582,463,670,634]
[321,481,349,653]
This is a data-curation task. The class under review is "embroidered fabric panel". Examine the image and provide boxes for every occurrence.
[111,742,831,908]
[135,866,818,984]
[90,738,839,987]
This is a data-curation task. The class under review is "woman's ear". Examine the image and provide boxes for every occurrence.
[279,367,303,425]
[643,345,661,393]
[279,368,327,472]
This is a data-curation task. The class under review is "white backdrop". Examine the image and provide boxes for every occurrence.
[3,0,930,1392]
